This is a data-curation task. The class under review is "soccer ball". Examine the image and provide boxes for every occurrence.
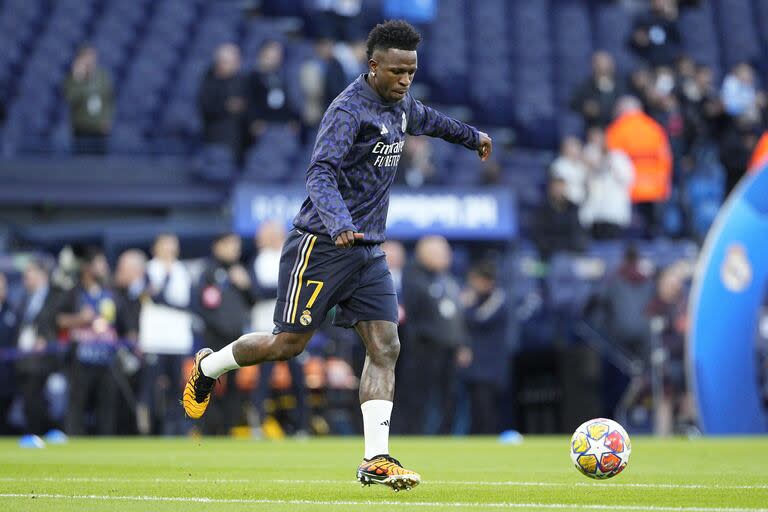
[570,418,631,479]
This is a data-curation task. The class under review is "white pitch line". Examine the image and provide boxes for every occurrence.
[265,479,768,491]
[0,493,766,512]
[1,476,767,491]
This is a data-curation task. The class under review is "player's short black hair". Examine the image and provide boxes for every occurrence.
[366,20,422,60]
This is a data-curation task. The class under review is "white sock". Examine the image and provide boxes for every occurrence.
[200,341,240,379]
[361,400,393,459]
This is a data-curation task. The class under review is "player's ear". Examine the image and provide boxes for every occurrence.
[369,58,377,76]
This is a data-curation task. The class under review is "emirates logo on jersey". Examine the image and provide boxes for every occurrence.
[371,140,404,167]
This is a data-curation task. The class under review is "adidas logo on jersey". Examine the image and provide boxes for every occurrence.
[380,123,389,135]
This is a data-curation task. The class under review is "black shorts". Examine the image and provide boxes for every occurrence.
[273,229,398,333]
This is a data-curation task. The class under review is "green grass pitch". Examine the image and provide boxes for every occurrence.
[0,436,766,511]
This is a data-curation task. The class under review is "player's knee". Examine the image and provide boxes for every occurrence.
[274,333,307,360]
[372,333,400,365]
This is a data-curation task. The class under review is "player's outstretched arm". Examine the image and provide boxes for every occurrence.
[407,97,490,159]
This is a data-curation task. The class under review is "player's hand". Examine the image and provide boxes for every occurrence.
[335,231,364,249]
[478,132,492,161]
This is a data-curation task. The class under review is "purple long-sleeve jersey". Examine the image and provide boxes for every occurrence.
[293,74,480,243]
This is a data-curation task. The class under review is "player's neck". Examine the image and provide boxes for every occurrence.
[364,73,388,103]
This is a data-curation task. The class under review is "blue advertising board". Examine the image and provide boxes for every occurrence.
[232,185,517,240]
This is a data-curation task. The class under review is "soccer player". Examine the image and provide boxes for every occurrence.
[182,19,492,491]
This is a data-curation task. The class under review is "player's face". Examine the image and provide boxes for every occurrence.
[370,48,418,102]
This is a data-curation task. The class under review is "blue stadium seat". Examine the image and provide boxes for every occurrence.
[195,144,237,183]
[712,0,760,69]
[592,2,637,74]
[678,2,721,77]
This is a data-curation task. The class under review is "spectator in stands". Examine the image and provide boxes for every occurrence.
[721,62,762,120]
[549,136,587,206]
[249,221,309,435]
[146,234,191,310]
[334,39,368,84]
[63,45,114,154]
[398,136,437,188]
[570,51,626,128]
[651,90,688,171]
[199,44,247,163]
[140,234,192,435]
[629,0,681,68]
[646,260,694,436]
[197,233,255,435]
[593,247,654,364]
[678,63,723,146]
[57,247,121,436]
[719,115,760,195]
[532,176,587,259]
[580,127,635,239]
[109,249,146,434]
[246,40,300,146]
[400,236,467,434]
[0,271,18,434]
[606,96,673,234]
[462,260,510,434]
[627,66,654,110]
[113,250,147,342]
[315,38,348,110]
[15,259,62,436]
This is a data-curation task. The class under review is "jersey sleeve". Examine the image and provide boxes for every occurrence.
[407,96,479,150]
[305,107,359,239]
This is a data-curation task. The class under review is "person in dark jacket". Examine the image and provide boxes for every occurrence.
[0,271,19,434]
[245,40,300,146]
[570,51,626,128]
[57,247,122,436]
[198,44,247,161]
[532,176,588,260]
[197,233,255,434]
[63,45,114,154]
[112,249,147,435]
[462,260,510,434]
[14,259,62,436]
[113,250,147,342]
[628,0,681,68]
[400,235,468,434]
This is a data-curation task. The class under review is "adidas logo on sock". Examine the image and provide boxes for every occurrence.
[380,420,390,427]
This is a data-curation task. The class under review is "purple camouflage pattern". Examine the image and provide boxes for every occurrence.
[293,74,480,243]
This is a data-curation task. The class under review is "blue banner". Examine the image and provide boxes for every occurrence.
[233,185,517,240]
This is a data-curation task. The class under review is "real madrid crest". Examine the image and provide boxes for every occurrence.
[401,111,407,132]
[300,309,313,326]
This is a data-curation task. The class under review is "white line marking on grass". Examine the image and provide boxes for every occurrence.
[0,477,250,483]
[271,479,768,491]
[0,493,766,511]
[2,477,768,491]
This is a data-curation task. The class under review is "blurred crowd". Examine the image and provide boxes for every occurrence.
[547,0,768,251]
[0,224,701,438]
